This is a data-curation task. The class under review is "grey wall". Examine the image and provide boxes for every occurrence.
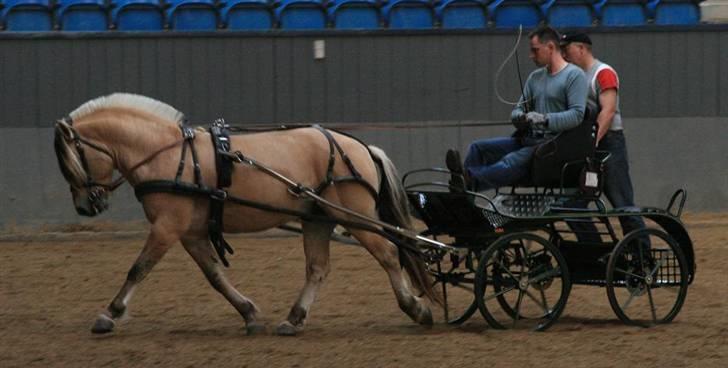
[1,29,727,227]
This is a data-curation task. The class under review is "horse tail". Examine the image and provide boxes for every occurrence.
[368,145,440,306]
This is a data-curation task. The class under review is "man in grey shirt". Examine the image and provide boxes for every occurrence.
[447,26,588,191]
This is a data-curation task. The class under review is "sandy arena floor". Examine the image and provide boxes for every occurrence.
[1,213,727,367]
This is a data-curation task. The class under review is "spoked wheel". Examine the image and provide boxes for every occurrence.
[424,247,481,325]
[606,228,689,327]
[475,232,571,331]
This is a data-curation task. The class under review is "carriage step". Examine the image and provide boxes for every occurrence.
[494,194,557,217]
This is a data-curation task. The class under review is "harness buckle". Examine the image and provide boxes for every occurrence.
[212,118,229,129]
[211,189,228,201]
[182,126,195,140]
[287,184,311,198]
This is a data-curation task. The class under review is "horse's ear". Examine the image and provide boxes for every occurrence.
[55,120,74,141]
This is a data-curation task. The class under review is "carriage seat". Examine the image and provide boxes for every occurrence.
[522,107,598,189]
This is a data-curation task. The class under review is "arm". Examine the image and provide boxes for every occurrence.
[511,77,533,121]
[593,68,620,143]
[596,88,617,144]
[544,68,587,132]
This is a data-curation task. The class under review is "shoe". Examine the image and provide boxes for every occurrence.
[445,149,467,192]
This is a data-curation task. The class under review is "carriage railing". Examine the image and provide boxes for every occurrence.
[403,166,612,220]
[666,189,687,218]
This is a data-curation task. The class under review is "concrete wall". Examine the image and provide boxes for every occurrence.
[1,28,727,227]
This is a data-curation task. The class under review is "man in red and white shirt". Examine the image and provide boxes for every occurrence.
[561,32,645,236]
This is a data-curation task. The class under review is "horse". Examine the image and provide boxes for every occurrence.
[53,93,437,336]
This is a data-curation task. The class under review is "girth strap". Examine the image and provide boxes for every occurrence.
[171,121,236,267]
[210,119,234,188]
[207,119,235,267]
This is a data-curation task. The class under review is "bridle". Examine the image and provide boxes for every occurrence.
[57,116,186,212]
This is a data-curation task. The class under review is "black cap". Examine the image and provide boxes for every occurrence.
[560,32,592,46]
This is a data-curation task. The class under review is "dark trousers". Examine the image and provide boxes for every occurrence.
[568,130,646,242]
[463,136,542,191]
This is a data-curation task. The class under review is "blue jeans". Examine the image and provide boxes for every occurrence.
[463,137,541,191]
[568,130,646,242]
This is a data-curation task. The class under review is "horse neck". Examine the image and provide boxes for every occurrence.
[75,108,182,181]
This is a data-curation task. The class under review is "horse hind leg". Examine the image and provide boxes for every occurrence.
[91,225,177,334]
[180,236,265,336]
[346,228,433,326]
[276,221,335,336]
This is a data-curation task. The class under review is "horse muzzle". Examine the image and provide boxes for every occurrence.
[75,188,109,217]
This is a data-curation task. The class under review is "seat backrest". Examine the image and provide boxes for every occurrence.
[530,107,596,187]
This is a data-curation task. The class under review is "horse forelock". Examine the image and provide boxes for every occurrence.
[69,93,185,125]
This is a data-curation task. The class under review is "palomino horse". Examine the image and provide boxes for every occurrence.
[53,93,436,336]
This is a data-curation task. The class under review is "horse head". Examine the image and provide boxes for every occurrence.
[54,118,115,216]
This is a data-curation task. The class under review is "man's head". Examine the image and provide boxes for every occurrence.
[528,26,563,67]
[560,32,593,68]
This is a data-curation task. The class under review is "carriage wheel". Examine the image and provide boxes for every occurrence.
[424,247,480,325]
[474,232,571,331]
[606,228,689,327]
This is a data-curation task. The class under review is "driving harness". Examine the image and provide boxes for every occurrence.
[134,120,380,267]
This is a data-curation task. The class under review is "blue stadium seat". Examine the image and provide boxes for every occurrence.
[488,0,546,28]
[647,0,700,25]
[110,0,164,31]
[220,0,274,30]
[166,0,220,30]
[328,0,380,29]
[545,0,596,27]
[382,0,435,29]
[435,0,488,29]
[0,0,53,31]
[56,0,109,31]
[275,0,327,29]
[594,0,648,26]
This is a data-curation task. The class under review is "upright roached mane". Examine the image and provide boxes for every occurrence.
[69,93,186,124]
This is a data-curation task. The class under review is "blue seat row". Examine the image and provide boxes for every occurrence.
[0,0,703,32]
[490,0,702,28]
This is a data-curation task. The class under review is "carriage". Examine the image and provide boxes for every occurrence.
[401,115,695,331]
[403,170,694,330]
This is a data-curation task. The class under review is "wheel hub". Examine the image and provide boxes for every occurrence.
[518,277,529,290]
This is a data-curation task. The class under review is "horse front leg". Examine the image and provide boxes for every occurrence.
[276,221,335,336]
[91,225,177,334]
[180,236,265,336]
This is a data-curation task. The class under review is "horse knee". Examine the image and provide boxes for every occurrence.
[306,263,330,283]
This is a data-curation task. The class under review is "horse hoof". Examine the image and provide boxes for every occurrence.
[246,323,267,336]
[419,308,434,326]
[275,321,301,336]
[91,314,115,334]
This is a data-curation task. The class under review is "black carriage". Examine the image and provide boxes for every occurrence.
[402,116,696,331]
